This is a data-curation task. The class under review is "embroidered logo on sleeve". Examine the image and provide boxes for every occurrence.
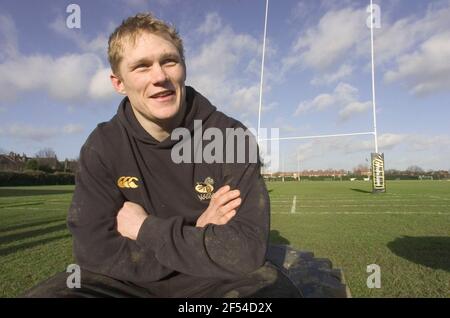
[195,177,214,201]
[117,176,139,189]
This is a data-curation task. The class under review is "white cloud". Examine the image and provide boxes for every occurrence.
[375,3,450,65]
[0,14,18,61]
[0,53,114,102]
[0,123,83,142]
[49,16,108,55]
[280,125,298,133]
[197,12,222,35]
[48,54,102,100]
[406,134,450,152]
[295,82,371,121]
[292,132,406,163]
[335,133,406,154]
[280,132,449,170]
[283,7,367,71]
[0,14,117,103]
[229,85,260,112]
[337,133,449,154]
[289,1,310,22]
[89,67,116,100]
[282,1,450,97]
[286,1,450,72]
[0,124,57,142]
[295,94,334,114]
[378,133,408,150]
[311,64,353,85]
[121,0,149,7]
[186,14,261,116]
[318,0,356,10]
[384,31,450,95]
[62,124,84,134]
[374,2,450,95]
[121,0,172,8]
[339,101,372,121]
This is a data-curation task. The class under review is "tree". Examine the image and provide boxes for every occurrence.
[35,148,57,159]
[25,159,39,171]
[406,165,424,175]
[385,169,400,175]
[56,160,65,172]
[38,163,53,173]
[353,163,369,176]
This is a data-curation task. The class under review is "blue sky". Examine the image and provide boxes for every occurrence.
[0,0,449,171]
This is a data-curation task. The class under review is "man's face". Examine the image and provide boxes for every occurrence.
[113,32,186,124]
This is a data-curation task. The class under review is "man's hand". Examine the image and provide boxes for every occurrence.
[196,185,241,227]
[117,201,148,240]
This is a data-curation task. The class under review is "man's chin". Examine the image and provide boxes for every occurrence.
[151,108,180,122]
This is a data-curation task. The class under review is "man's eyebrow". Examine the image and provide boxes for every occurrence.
[128,53,180,69]
[159,52,181,61]
[128,58,151,69]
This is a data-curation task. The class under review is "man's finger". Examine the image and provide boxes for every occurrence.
[221,210,236,223]
[220,198,241,215]
[212,185,230,199]
[214,189,240,207]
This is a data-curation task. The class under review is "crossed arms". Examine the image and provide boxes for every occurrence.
[67,142,270,284]
[117,185,241,240]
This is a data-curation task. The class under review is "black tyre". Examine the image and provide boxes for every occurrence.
[266,244,351,298]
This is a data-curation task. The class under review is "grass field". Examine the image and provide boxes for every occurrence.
[1,181,449,297]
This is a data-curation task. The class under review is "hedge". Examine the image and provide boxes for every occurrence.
[0,171,75,186]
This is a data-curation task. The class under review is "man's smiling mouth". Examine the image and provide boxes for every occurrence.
[150,90,175,98]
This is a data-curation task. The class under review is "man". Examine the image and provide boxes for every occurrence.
[23,13,300,298]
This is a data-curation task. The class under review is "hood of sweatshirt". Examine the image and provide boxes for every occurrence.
[117,86,217,148]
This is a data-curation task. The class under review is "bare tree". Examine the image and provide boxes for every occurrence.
[353,163,369,175]
[406,165,424,174]
[35,148,57,159]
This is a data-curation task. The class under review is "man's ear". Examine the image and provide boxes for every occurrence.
[110,73,126,95]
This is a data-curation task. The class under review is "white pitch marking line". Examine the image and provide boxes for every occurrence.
[290,195,297,214]
[428,195,450,201]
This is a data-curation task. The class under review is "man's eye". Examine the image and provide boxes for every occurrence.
[135,64,148,70]
[163,59,177,66]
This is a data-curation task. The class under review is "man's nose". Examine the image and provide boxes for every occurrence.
[150,64,168,84]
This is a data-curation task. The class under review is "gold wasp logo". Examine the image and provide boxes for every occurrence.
[195,177,214,201]
[117,176,139,189]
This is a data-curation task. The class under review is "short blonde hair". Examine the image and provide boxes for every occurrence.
[108,13,184,76]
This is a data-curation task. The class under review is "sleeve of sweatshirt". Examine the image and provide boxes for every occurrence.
[67,142,175,283]
[136,128,270,279]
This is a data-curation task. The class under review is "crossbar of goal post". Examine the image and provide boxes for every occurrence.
[258,131,375,142]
